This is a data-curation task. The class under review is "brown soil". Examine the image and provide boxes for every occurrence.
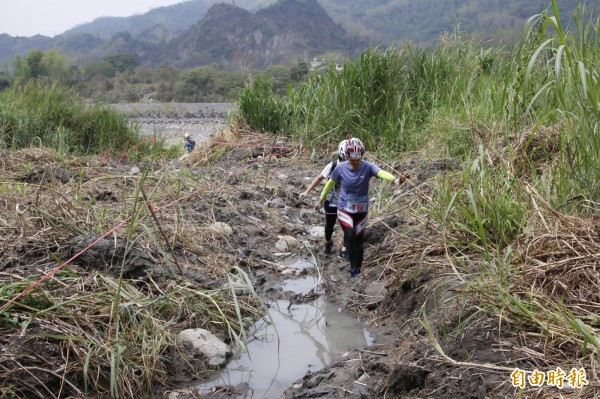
[0,130,562,399]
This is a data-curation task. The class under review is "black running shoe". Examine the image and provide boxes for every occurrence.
[338,250,348,261]
[350,268,361,277]
[325,241,333,254]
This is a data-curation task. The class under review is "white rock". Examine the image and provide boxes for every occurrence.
[129,166,141,175]
[275,235,300,252]
[210,222,233,236]
[176,328,231,368]
[307,226,325,240]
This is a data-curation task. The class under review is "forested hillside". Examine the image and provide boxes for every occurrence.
[171,0,356,68]
[320,0,590,43]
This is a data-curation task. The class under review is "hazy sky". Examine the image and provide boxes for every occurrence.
[0,0,188,37]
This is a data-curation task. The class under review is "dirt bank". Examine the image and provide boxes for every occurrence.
[0,128,547,398]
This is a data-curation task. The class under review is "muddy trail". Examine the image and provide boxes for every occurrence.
[0,128,535,399]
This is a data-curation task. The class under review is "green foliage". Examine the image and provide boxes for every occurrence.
[539,2,600,209]
[422,1,600,362]
[429,147,528,254]
[166,65,247,102]
[0,82,139,155]
[235,44,480,151]
[0,71,11,91]
[12,50,77,87]
[237,77,287,133]
[263,64,291,95]
[290,60,309,82]
[73,62,253,103]
[7,47,311,103]
[83,60,117,78]
[12,50,44,83]
[104,53,138,73]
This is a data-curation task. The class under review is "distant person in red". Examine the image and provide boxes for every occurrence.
[184,133,195,152]
[318,137,408,277]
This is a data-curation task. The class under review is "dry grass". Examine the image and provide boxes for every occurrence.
[0,143,273,398]
[0,130,338,398]
[351,149,600,397]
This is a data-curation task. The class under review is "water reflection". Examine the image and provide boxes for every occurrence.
[195,297,372,398]
[281,275,320,295]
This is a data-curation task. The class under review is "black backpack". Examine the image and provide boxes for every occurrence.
[330,160,337,176]
[329,160,341,190]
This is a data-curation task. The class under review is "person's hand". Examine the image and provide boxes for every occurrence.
[394,173,410,185]
[314,199,323,211]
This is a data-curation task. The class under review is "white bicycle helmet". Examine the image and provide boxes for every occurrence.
[345,137,365,160]
[338,139,349,161]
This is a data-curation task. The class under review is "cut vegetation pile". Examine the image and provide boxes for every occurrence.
[0,144,267,398]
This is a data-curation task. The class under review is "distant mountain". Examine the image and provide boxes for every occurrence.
[171,0,356,67]
[0,34,54,67]
[0,0,595,69]
[62,0,276,40]
[67,0,358,68]
[62,0,589,47]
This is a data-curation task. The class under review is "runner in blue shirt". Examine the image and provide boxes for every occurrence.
[184,133,195,152]
[318,137,407,277]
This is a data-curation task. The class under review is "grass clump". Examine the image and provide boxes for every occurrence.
[0,271,261,398]
[0,82,177,159]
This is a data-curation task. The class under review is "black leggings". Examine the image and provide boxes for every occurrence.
[337,210,368,273]
[323,200,338,242]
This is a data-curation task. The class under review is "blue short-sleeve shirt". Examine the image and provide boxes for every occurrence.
[330,160,380,213]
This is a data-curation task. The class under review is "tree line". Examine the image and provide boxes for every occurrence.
[0,49,312,103]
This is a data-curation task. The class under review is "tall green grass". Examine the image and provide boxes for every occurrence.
[542,2,600,209]
[0,82,140,155]
[236,43,484,154]
[424,0,600,367]
[428,146,528,255]
[234,11,575,163]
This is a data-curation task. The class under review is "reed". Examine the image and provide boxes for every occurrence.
[235,43,483,154]
[424,0,600,372]
[0,82,142,156]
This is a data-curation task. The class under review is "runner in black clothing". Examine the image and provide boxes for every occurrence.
[300,140,348,255]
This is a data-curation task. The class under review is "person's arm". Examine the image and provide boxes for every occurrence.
[319,178,336,201]
[301,175,325,197]
[377,170,395,182]
[377,170,410,185]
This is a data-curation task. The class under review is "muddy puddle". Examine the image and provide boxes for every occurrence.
[194,259,373,398]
